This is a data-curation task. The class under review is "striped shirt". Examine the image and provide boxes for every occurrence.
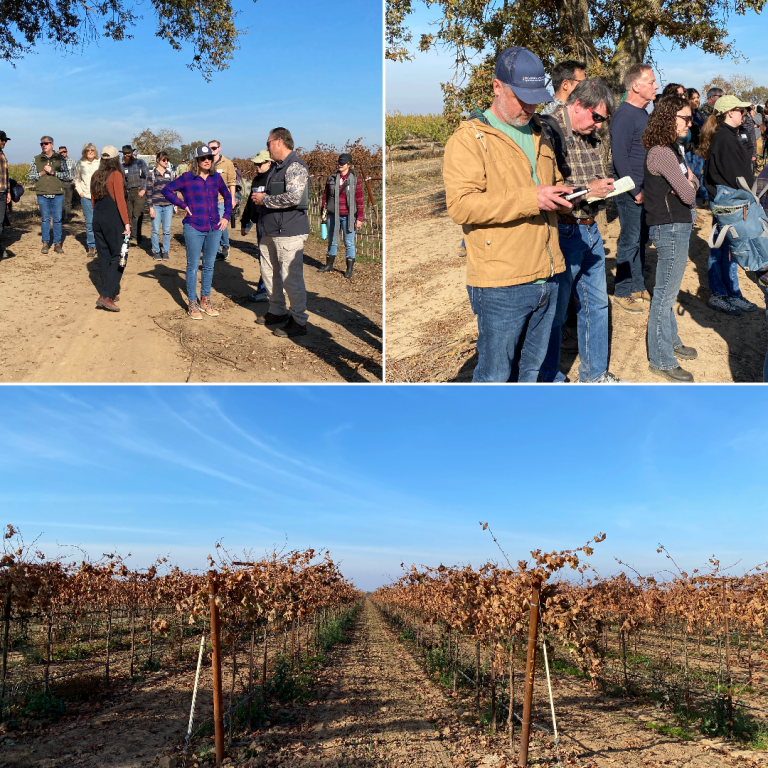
[146,166,176,207]
[161,171,232,232]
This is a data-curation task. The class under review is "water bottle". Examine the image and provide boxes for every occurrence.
[119,235,129,268]
[321,222,328,240]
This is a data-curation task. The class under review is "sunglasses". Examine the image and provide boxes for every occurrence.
[40,142,52,146]
[677,115,693,124]
[589,109,608,123]
[209,146,220,151]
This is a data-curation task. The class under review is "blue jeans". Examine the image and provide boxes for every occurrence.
[647,221,693,370]
[151,205,173,254]
[37,195,63,244]
[467,278,559,382]
[540,222,609,382]
[327,214,356,260]
[80,197,95,249]
[707,241,742,298]
[614,192,649,297]
[183,223,222,303]
[217,202,230,250]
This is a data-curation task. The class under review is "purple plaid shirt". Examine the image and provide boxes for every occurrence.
[161,171,232,232]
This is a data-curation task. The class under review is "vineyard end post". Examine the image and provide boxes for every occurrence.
[518,580,541,768]
[208,571,225,765]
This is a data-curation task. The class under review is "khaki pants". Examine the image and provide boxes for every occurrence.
[260,234,309,325]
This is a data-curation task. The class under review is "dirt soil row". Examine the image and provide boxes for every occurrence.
[0,201,382,383]
[385,156,768,383]
[5,600,766,768]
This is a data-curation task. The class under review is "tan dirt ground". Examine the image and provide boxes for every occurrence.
[385,157,767,383]
[0,201,381,383]
[4,601,765,768]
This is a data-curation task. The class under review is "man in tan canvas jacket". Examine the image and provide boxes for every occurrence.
[444,46,575,382]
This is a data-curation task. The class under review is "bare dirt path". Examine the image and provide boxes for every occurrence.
[0,203,381,383]
[385,156,767,383]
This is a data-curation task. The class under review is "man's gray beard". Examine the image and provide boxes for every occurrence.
[497,108,531,127]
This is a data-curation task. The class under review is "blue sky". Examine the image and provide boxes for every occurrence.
[2,386,766,591]
[387,6,768,113]
[2,0,383,164]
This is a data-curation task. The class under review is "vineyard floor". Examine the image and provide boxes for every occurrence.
[0,201,382,383]
[3,602,767,767]
[384,155,767,382]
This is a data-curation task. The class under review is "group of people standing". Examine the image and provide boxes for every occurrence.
[11,129,366,339]
[443,47,768,383]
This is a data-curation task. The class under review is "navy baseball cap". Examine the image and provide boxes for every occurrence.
[494,47,553,105]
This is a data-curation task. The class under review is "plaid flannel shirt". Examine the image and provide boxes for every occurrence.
[161,171,232,232]
[545,105,606,219]
[28,154,72,183]
[0,149,7,192]
[121,157,149,190]
[63,156,76,181]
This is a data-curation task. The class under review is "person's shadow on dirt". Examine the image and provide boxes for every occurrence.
[135,259,188,310]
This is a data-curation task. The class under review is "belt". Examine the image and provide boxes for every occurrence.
[559,215,596,226]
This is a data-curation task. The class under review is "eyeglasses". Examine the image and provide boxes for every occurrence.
[676,115,693,124]
[589,109,608,123]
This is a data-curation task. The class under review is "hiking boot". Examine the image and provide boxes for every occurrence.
[200,296,219,316]
[318,255,336,273]
[96,296,120,312]
[272,316,308,337]
[256,311,289,326]
[728,295,758,312]
[708,295,741,315]
[54,243,64,254]
[344,258,355,279]
[188,301,203,320]
[41,242,50,254]
[88,247,97,257]
[632,289,652,302]
[673,345,698,360]
[560,330,578,351]
[113,294,120,303]
[648,365,693,382]
[216,246,229,261]
[613,295,644,314]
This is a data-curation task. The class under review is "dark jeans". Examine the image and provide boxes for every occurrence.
[615,192,649,297]
[467,277,559,382]
[127,188,144,242]
[62,183,76,218]
[647,221,692,370]
[93,195,125,299]
[0,196,6,244]
[707,242,742,298]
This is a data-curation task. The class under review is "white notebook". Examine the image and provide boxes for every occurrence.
[586,175,636,203]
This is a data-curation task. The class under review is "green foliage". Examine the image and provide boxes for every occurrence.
[7,163,30,184]
[140,657,161,672]
[386,112,453,146]
[52,642,90,661]
[19,644,44,664]
[1,0,244,79]
[551,659,588,679]
[24,690,67,719]
[645,721,694,740]
[317,605,359,651]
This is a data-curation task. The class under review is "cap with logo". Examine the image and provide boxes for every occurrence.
[195,145,215,159]
[251,150,272,164]
[494,47,553,105]
[714,95,753,115]
[101,145,119,159]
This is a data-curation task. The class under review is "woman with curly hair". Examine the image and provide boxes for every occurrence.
[642,95,699,381]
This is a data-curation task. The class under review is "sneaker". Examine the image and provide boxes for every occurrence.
[88,247,96,257]
[728,295,758,312]
[41,243,50,254]
[188,301,203,320]
[96,296,120,312]
[758,270,768,288]
[272,316,308,337]
[248,291,269,303]
[162,252,170,262]
[592,371,622,383]
[613,295,644,314]
[54,243,64,254]
[216,246,230,261]
[708,295,741,315]
[632,290,652,302]
[256,311,289,326]
[673,345,698,360]
[648,365,693,382]
[152,251,162,261]
[200,296,219,316]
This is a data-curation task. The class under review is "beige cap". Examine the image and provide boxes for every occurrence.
[251,150,272,164]
[100,145,119,159]
[714,95,752,114]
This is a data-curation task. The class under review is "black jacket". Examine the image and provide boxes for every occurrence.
[704,123,754,199]
[240,169,272,226]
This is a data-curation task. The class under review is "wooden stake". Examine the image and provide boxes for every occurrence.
[208,571,225,765]
[518,581,541,768]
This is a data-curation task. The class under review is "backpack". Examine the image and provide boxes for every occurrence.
[708,177,768,273]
